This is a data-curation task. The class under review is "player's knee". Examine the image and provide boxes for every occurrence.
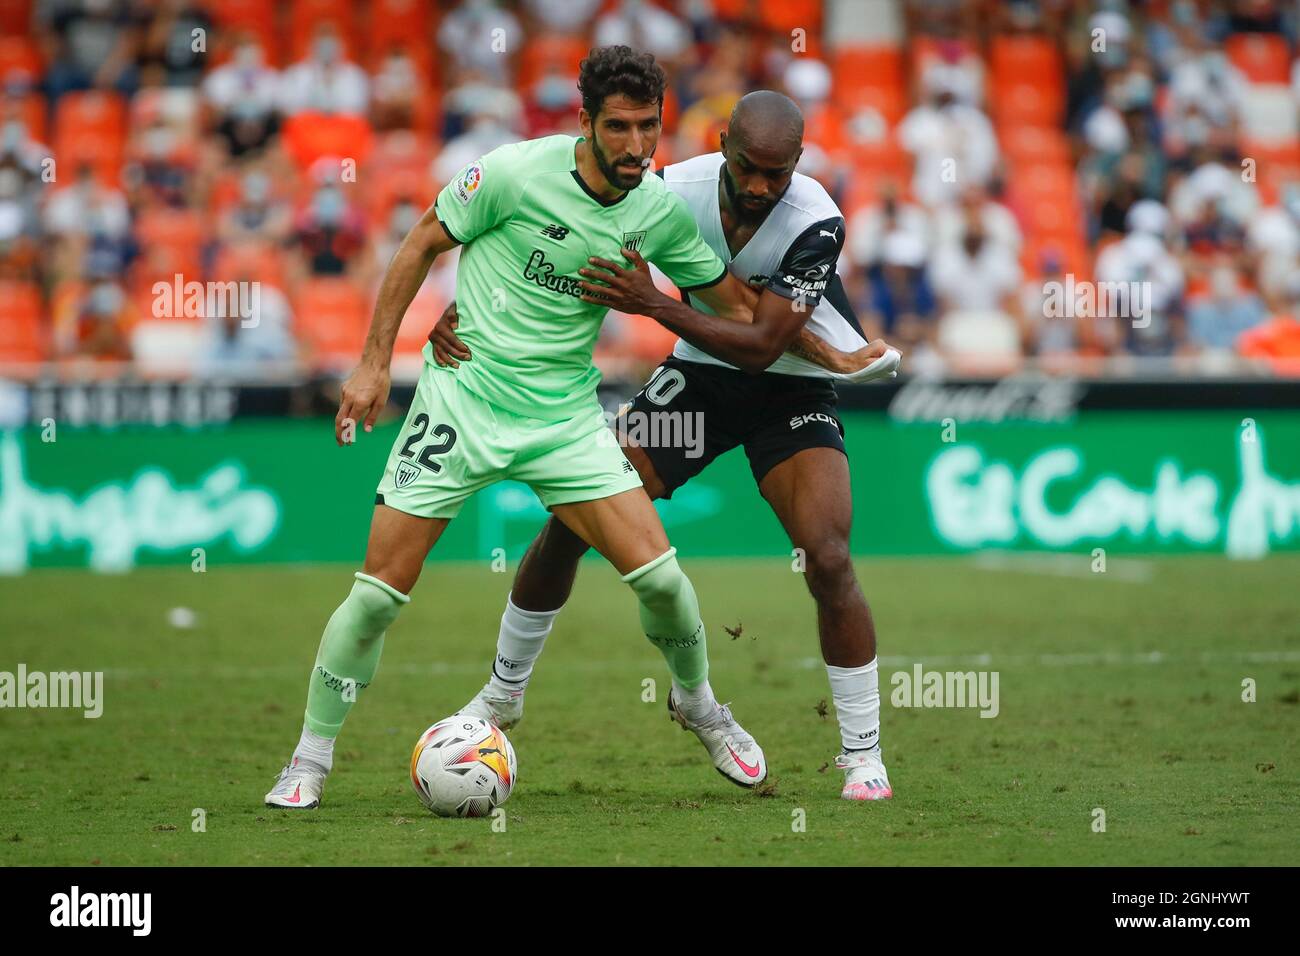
[621,548,687,607]
[802,539,855,598]
[349,571,411,630]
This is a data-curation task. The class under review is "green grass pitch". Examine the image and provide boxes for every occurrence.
[1,554,1297,866]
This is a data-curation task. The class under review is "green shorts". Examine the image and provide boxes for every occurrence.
[375,366,642,519]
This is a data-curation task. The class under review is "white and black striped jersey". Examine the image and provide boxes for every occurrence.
[660,151,867,378]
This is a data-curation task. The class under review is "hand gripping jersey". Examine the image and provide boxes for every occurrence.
[661,152,868,378]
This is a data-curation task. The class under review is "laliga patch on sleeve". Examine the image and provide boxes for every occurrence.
[454,162,484,206]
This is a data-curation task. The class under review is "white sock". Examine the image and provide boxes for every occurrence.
[826,659,881,753]
[486,594,561,695]
[671,678,716,722]
[293,724,334,773]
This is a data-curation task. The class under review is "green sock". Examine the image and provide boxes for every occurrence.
[622,548,709,689]
[303,572,409,737]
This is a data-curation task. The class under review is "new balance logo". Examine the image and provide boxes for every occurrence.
[541,224,569,241]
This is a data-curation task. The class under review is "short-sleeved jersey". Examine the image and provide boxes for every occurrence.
[429,135,727,421]
[662,152,867,378]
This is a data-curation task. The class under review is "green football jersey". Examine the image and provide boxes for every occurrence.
[428,134,727,421]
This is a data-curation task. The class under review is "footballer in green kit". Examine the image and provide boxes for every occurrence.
[264,47,876,809]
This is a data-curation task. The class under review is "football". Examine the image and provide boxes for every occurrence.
[410,716,517,818]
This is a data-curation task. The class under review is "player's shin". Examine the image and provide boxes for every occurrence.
[621,548,715,720]
[826,658,881,752]
[301,572,410,752]
[488,593,561,695]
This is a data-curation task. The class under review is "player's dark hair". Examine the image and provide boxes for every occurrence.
[577,45,667,120]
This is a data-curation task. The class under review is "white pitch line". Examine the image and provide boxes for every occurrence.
[970,551,1154,582]
[93,647,1300,683]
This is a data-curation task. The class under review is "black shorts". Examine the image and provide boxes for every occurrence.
[620,356,846,498]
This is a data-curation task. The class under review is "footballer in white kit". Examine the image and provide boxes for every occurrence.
[438,91,897,800]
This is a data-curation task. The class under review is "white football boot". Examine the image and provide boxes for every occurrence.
[668,692,768,788]
[836,748,893,801]
[264,756,327,810]
[458,681,525,730]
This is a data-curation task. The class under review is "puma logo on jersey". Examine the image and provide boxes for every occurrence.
[819,226,839,240]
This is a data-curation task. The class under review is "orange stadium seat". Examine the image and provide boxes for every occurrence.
[393,282,447,360]
[0,281,47,365]
[1000,125,1072,167]
[131,209,206,299]
[288,0,363,63]
[203,0,281,65]
[989,34,1062,87]
[1226,33,1292,85]
[517,35,590,91]
[831,45,904,115]
[294,277,369,366]
[0,0,31,36]
[53,91,126,185]
[212,241,289,290]
[0,35,41,83]
[8,92,46,144]
[991,79,1064,128]
[758,0,822,36]
[368,0,433,62]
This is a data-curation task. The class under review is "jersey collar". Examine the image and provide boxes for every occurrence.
[571,137,630,208]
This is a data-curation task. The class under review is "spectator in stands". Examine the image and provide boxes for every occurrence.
[291,182,366,280]
[934,185,1021,257]
[53,271,134,361]
[199,274,297,375]
[848,182,931,273]
[929,207,1024,367]
[1247,184,1300,307]
[595,0,692,68]
[202,34,280,158]
[1093,229,1186,357]
[217,169,291,247]
[371,46,423,133]
[1186,261,1268,354]
[438,0,524,84]
[432,93,522,186]
[522,61,582,139]
[440,65,524,145]
[861,230,938,359]
[898,65,998,207]
[138,0,211,89]
[124,108,195,209]
[43,161,132,284]
[38,0,143,102]
[1019,248,1082,361]
[278,22,369,118]
[522,0,603,37]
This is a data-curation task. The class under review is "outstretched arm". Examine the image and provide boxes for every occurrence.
[579,250,899,379]
[336,208,458,445]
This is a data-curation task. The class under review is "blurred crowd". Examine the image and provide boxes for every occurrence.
[2,0,1300,380]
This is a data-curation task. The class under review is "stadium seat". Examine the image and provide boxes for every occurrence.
[203,0,280,65]
[368,0,433,63]
[52,90,126,186]
[0,281,47,365]
[758,0,821,35]
[130,319,206,378]
[990,80,1064,128]
[212,241,289,291]
[281,111,376,171]
[1000,126,1072,169]
[131,209,206,301]
[1237,84,1299,143]
[517,35,589,91]
[392,282,447,360]
[0,0,31,36]
[288,0,363,63]
[989,34,1062,87]
[7,92,46,144]
[1226,33,1292,85]
[0,35,41,84]
[831,45,904,115]
[293,277,369,368]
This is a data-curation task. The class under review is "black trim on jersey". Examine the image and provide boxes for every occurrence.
[823,273,867,340]
[677,262,729,293]
[375,493,386,506]
[655,167,665,179]
[765,216,845,306]
[435,214,465,245]
[571,169,629,207]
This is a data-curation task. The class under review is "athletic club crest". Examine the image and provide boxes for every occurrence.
[395,460,421,489]
[621,230,647,253]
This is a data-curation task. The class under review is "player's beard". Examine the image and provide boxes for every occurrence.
[591,133,648,192]
[723,166,779,224]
